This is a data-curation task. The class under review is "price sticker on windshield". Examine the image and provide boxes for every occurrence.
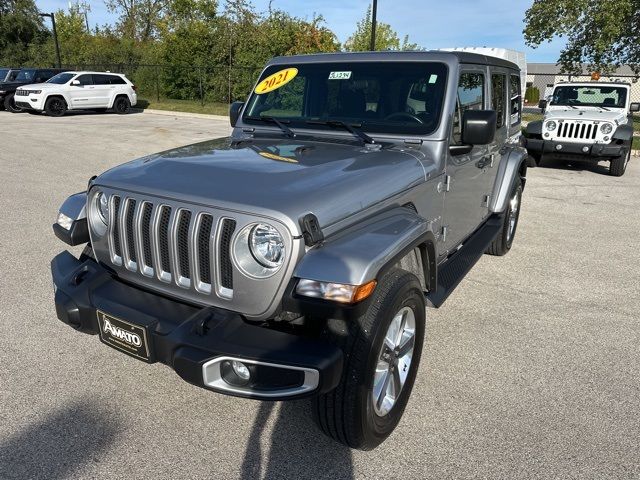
[329,71,352,80]
[255,68,298,94]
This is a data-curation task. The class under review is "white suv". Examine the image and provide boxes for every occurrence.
[14,71,138,117]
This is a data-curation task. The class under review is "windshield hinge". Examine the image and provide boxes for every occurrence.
[403,138,423,146]
[299,213,324,247]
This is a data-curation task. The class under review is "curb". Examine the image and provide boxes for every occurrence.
[141,109,229,121]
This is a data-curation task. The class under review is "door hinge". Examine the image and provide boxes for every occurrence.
[444,175,451,192]
[482,194,491,207]
[441,225,448,242]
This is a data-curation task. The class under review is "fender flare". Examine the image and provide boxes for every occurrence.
[43,93,69,109]
[109,93,130,109]
[525,120,543,136]
[293,207,437,292]
[612,124,634,143]
[489,147,528,214]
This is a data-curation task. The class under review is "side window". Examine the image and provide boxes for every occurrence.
[109,75,126,85]
[76,74,93,86]
[510,74,521,125]
[453,72,484,144]
[92,74,110,85]
[491,73,506,129]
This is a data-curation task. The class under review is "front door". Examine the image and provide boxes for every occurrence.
[68,74,101,108]
[442,68,489,252]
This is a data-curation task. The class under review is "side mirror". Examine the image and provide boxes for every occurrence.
[461,109,497,145]
[229,101,245,127]
[538,99,547,110]
[71,80,80,86]
[630,102,640,112]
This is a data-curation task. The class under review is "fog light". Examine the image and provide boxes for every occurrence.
[582,146,589,153]
[603,136,610,141]
[220,360,252,386]
[544,133,550,138]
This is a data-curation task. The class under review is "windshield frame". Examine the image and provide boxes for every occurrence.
[550,84,629,109]
[241,61,450,138]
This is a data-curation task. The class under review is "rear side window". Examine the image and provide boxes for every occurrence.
[491,74,506,129]
[510,74,521,125]
[93,74,127,85]
[453,72,485,144]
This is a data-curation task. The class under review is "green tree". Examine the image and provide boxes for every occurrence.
[105,0,167,41]
[0,0,49,65]
[344,5,419,51]
[524,0,640,73]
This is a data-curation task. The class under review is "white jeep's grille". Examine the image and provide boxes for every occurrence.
[555,121,598,141]
[15,90,29,96]
[108,194,237,296]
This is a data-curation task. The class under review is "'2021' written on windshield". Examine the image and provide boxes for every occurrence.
[255,68,298,95]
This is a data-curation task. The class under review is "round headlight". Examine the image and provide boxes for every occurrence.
[96,192,109,225]
[249,223,284,268]
[600,123,613,134]
[545,121,557,131]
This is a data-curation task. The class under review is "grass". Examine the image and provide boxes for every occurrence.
[136,97,230,116]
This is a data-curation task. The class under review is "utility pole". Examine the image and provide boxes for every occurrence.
[369,0,378,51]
[40,13,61,68]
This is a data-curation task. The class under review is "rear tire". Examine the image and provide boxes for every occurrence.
[609,147,630,177]
[486,177,523,256]
[312,269,426,450]
[113,96,131,114]
[4,93,22,113]
[44,96,67,117]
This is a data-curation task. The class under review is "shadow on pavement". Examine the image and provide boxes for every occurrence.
[241,401,354,480]
[538,157,611,175]
[0,399,121,480]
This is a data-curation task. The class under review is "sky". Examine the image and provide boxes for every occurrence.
[35,0,566,63]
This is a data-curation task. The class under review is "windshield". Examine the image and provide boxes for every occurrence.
[551,85,628,108]
[47,72,75,84]
[15,69,36,82]
[243,62,448,136]
[6,70,20,81]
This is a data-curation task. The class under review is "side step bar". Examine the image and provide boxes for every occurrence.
[426,214,503,308]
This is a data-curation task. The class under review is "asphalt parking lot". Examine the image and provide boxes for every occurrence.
[1,110,639,480]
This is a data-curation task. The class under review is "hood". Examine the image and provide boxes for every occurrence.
[16,82,57,91]
[95,137,428,234]
[545,106,627,125]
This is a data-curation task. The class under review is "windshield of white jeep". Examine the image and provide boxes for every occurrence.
[243,62,448,136]
[551,85,628,108]
[47,73,76,84]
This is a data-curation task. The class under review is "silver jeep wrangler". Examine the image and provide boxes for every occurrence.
[51,51,528,450]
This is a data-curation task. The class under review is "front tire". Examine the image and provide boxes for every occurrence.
[4,93,22,113]
[44,97,67,117]
[113,96,131,114]
[313,269,426,450]
[609,147,630,177]
[527,152,541,167]
[486,177,523,256]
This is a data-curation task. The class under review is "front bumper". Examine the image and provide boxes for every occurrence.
[15,95,44,110]
[524,137,624,159]
[51,251,343,400]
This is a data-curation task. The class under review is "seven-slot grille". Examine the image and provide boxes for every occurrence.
[554,121,598,141]
[108,195,237,296]
[15,90,29,96]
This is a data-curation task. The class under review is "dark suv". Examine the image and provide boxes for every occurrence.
[0,68,64,112]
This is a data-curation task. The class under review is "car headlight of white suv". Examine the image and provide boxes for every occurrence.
[600,123,613,134]
[545,121,557,131]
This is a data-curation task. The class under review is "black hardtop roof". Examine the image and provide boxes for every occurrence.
[269,50,520,71]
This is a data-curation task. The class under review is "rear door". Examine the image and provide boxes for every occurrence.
[442,68,490,252]
[92,74,118,107]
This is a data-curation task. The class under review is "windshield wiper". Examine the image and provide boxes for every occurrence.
[245,115,295,138]
[598,106,611,111]
[306,120,375,145]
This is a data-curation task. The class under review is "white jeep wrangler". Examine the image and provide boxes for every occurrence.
[524,81,639,176]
